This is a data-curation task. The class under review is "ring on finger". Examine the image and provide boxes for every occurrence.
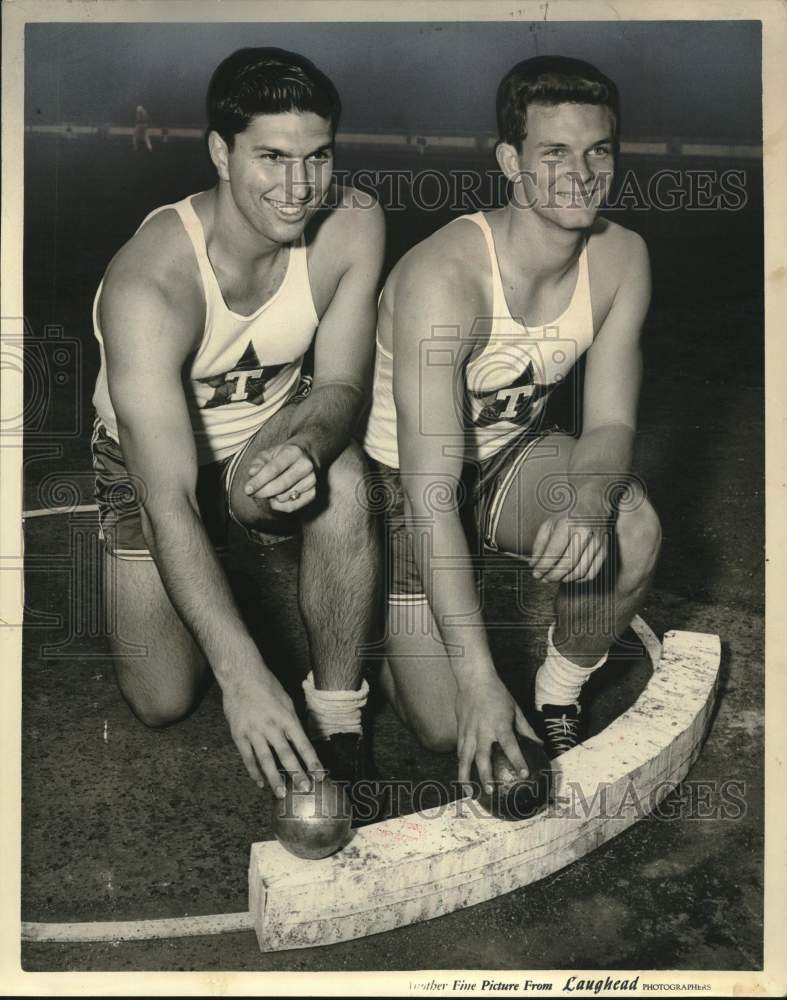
[288,489,301,502]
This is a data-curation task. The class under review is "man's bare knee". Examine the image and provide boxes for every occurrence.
[381,667,457,753]
[118,678,207,729]
[324,442,370,507]
[127,690,201,728]
[305,442,374,538]
[616,496,662,591]
[415,720,457,755]
[229,475,280,531]
[399,705,457,754]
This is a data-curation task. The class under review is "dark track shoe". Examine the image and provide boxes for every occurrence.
[535,704,584,758]
[311,732,390,826]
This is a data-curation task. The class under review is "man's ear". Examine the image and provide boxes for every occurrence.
[495,140,523,181]
[496,140,535,207]
[207,130,231,182]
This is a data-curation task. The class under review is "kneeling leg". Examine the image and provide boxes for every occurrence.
[105,554,212,727]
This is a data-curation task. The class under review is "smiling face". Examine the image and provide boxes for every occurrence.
[210,110,335,245]
[503,102,616,230]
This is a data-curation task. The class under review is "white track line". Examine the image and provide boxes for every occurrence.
[22,504,98,520]
[631,613,661,668]
[21,502,290,547]
[22,911,253,943]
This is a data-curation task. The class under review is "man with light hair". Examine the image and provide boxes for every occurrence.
[364,56,661,792]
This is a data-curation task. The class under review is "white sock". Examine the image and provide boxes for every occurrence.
[302,671,369,739]
[534,624,608,711]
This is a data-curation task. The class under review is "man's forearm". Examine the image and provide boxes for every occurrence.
[405,494,497,683]
[568,422,636,506]
[286,381,366,471]
[141,498,261,686]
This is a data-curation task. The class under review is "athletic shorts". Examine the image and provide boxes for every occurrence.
[367,429,558,606]
[92,376,312,560]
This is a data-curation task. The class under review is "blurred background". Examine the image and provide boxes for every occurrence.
[25,20,761,140]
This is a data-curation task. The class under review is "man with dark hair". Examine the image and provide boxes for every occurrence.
[206,46,342,140]
[364,55,660,789]
[92,48,384,804]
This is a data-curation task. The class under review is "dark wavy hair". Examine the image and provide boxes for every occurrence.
[497,55,620,149]
[206,47,341,147]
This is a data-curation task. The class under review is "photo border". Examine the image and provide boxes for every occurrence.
[2,1,784,994]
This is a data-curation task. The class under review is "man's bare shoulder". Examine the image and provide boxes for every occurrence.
[99,207,204,343]
[587,217,650,307]
[333,181,384,219]
[589,218,649,275]
[102,208,201,310]
[310,182,385,262]
[387,215,489,312]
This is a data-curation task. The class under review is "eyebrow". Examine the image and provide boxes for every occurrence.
[536,137,614,149]
[249,142,334,157]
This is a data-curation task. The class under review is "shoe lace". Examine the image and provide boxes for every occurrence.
[544,713,581,753]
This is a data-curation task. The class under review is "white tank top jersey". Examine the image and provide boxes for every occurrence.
[92,193,319,464]
[363,212,595,468]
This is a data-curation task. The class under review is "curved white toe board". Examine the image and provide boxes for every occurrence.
[249,621,721,952]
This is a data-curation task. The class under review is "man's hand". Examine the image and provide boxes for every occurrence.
[222,668,324,796]
[531,487,611,585]
[455,671,542,793]
[244,442,318,513]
